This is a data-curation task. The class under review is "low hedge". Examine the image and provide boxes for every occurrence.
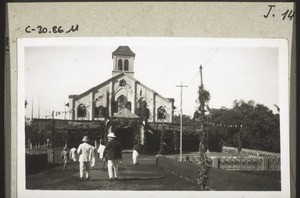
[156,156,281,191]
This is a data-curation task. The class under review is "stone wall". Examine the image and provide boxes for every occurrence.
[211,156,280,170]
[222,146,280,158]
[162,154,280,171]
[26,148,54,164]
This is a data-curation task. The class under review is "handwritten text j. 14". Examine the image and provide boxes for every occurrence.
[264,5,295,20]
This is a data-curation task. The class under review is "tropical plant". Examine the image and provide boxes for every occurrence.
[206,100,280,153]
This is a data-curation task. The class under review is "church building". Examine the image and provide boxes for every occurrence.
[27,46,204,154]
[25,46,204,154]
[68,46,174,123]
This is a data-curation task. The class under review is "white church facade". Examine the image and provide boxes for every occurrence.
[68,46,175,123]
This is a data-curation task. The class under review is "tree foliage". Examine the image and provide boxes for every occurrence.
[173,114,195,125]
[195,85,211,190]
[195,85,211,117]
[207,100,280,153]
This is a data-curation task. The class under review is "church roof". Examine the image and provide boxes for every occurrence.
[72,72,173,103]
[113,108,140,119]
[112,46,136,57]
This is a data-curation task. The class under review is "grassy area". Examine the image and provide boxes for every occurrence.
[208,168,281,191]
[157,157,281,191]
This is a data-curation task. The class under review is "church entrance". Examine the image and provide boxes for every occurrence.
[114,126,134,150]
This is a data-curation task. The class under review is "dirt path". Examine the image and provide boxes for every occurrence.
[26,152,201,190]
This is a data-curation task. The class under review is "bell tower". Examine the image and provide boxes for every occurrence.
[112,46,136,77]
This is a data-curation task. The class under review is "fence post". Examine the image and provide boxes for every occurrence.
[211,157,219,168]
[262,157,269,170]
[47,149,54,164]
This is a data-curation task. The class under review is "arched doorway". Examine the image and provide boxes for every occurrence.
[114,126,134,150]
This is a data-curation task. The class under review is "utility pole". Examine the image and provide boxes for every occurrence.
[38,95,40,119]
[200,65,203,86]
[31,96,33,119]
[197,64,210,190]
[199,65,208,151]
[238,125,243,153]
[64,101,66,120]
[176,82,188,161]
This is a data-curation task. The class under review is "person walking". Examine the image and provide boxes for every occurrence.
[77,136,93,181]
[90,144,96,169]
[61,146,69,170]
[103,132,122,182]
[69,145,78,169]
[97,139,106,170]
[132,142,141,165]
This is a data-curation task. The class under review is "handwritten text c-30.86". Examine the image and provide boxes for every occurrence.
[25,25,79,34]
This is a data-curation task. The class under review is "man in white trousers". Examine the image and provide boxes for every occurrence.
[69,145,78,169]
[133,142,142,165]
[97,139,106,170]
[103,132,122,182]
[77,136,93,181]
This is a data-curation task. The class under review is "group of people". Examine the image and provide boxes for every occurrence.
[61,132,140,182]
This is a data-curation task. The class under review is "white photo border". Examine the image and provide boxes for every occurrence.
[17,37,289,198]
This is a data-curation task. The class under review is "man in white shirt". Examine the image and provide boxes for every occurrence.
[77,136,93,181]
[97,139,106,170]
[69,145,78,169]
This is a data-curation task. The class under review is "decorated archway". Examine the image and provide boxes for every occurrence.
[106,108,145,151]
[108,117,144,148]
[114,126,134,150]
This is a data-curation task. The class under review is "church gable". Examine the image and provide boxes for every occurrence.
[113,74,136,98]
[68,46,174,123]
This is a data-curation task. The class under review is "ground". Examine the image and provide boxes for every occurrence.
[26,152,202,190]
[26,150,280,191]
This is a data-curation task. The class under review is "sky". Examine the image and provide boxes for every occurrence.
[23,38,280,119]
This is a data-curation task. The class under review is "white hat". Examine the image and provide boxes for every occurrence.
[107,133,116,138]
[82,136,90,142]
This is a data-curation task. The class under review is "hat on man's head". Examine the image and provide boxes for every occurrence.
[107,133,116,138]
[82,136,90,142]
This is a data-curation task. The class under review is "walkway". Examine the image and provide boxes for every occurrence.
[26,152,201,190]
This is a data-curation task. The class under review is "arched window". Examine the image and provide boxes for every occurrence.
[117,95,128,112]
[118,59,123,70]
[77,104,86,118]
[103,107,108,117]
[99,106,105,117]
[124,59,129,71]
[94,106,100,118]
[95,106,106,118]
[136,98,145,109]
[135,99,149,120]
[126,102,132,111]
[157,106,166,119]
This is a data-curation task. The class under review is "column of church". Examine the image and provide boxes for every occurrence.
[109,81,114,116]
[89,92,94,120]
[153,93,157,122]
[132,81,137,114]
[68,95,75,120]
[170,99,174,123]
